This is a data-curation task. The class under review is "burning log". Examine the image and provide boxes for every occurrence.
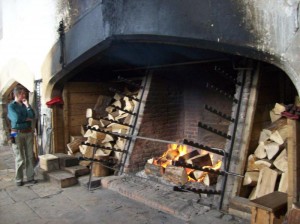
[178,150,199,162]
[145,163,164,177]
[166,149,180,160]
[190,170,205,180]
[187,153,212,167]
[243,171,259,186]
[163,165,188,185]
[203,173,219,186]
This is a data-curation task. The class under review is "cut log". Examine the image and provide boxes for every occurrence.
[249,186,257,200]
[273,149,288,172]
[87,118,102,127]
[163,165,188,185]
[70,135,86,142]
[86,108,95,119]
[101,134,115,143]
[191,170,205,180]
[254,159,273,170]
[203,173,219,186]
[266,117,287,132]
[178,150,200,162]
[107,123,129,134]
[253,167,279,199]
[270,110,281,123]
[67,137,86,154]
[115,138,125,150]
[94,95,112,117]
[112,100,122,108]
[254,142,267,159]
[258,129,272,143]
[278,171,288,193]
[123,97,134,112]
[95,148,111,157]
[187,153,212,167]
[273,103,286,115]
[123,114,132,125]
[84,125,106,140]
[243,171,259,186]
[79,145,94,158]
[270,130,285,145]
[92,161,112,177]
[81,125,88,136]
[264,141,280,160]
[115,113,129,121]
[247,154,259,171]
[144,163,164,177]
[113,93,122,101]
[277,125,288,143]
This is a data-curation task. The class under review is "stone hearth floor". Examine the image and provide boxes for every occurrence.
[0,145,248,224]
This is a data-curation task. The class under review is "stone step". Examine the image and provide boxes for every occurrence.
[77,175,102,189]
[47,170,78,188]
[64,165,90,177]
[53,153,79,168]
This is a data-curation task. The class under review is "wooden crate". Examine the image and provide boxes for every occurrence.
[249,191,287,224]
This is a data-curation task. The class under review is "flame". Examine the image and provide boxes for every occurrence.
[150,144,222,184]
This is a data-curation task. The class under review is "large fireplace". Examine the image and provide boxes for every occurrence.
[47,39,299,216]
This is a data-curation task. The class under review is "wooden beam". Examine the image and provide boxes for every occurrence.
[287,119,300,211]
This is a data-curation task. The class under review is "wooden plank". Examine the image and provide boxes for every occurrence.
[69,92,102,104]
[68,103,96,116]
[253,167,279,199]
[69,115,86,127]
[287,119,300,211]
[62,87,70,152]
[232,67,260,197]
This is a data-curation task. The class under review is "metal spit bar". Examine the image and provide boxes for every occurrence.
[198,122,232,140]
[197,64,248,210]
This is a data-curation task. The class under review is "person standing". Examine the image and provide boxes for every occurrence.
[7,86,37,186]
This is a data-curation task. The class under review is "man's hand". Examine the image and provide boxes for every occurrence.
[22,99,30,108]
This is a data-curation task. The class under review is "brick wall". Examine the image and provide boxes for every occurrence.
[125,64,237,172]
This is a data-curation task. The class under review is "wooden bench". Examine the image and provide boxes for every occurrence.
[249,191,287,224]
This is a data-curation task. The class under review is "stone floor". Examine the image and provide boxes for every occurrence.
[0,145,249,224]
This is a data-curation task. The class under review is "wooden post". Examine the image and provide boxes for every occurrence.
[62,85,70,148]
[287,119,300,211]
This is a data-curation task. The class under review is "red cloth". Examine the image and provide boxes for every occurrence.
[46,96,64,107]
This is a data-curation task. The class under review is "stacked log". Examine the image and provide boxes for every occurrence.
[65,86,140,176]
[244,103,289,199]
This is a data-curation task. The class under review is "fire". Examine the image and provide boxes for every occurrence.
[150,143,222,185]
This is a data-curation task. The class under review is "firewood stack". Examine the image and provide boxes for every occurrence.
[66,86,140,176]
[244,103,289,200]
